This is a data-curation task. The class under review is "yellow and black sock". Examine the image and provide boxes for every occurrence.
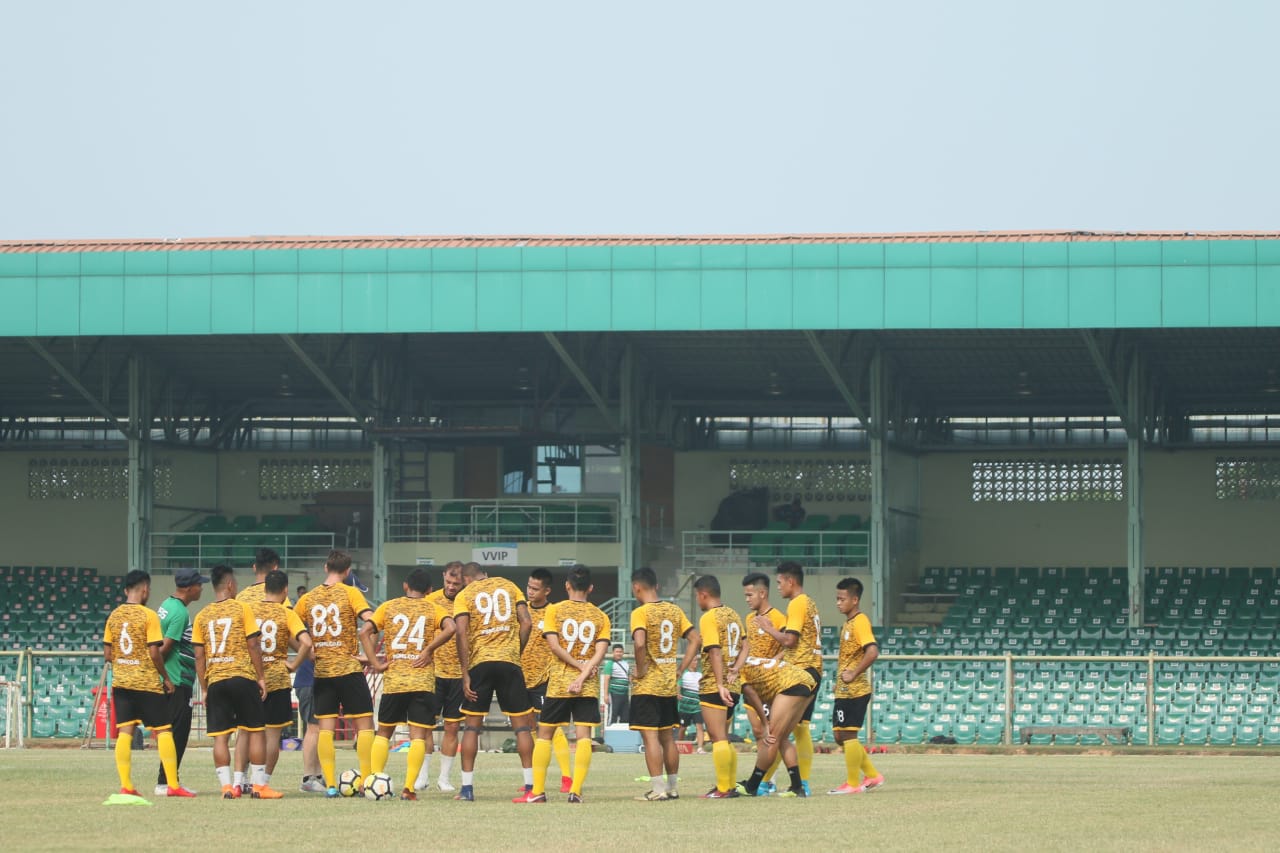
[531,737,552,796]
[571,737,592,795]
[318,730,336,788]
[114,734,133,790]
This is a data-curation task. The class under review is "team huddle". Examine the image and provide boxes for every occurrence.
[102,552,883,803]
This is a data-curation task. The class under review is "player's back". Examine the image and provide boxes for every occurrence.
[193,597,259,684]
[783,593,822,671]
[630,600,692,696]
[522,602,554,688]
[103,603,164,692]
[427,588,462,678]
[837,612,876,699]
[238,583,291,608]
[250,600,301,693]
[457,575,526,666]
[375,595,443,694]
[545,599,611,698]
[296,583,368,678]
[699,604,746,691]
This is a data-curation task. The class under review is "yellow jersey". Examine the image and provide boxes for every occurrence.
[629,601,693,697]
[368,596,449,694]
[836,612,877,699]
[745,606,786,660]
[522,602,555,688]
[192,598,262,685]
[698,605,746,693]
[741,656,815,704]
[544,600,611,699]
[782,593,822,671]
[248,600,307,693]
[237,582,291,608]
[294,583,373,678]
[102,604,166,693]
[454,576,527,667]
[427,588,462,679]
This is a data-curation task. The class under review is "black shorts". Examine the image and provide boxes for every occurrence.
[314,672,374,720]
[206,677,266,737]
[629,694,679,731]
[527,682,548,713]
[541,696,601,727]
[263,688,294,728]
[378,691,440,729]
[113,687,170,730]
[680,706,703,727]
[699,691,739,712]
[833,696,871,731]
[800,668,823,722]
[437,677,464,723]
[462,661,532,717]
[296,686,316,725]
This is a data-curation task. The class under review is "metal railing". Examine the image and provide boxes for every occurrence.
[682,529,870,574]
[149,531,335,569]
[388,497,620,543]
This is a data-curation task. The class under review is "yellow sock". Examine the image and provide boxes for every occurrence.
[114,734,133,790]
[793,722,814,782]
[765,751,782,783]
[712,740,734,792]
[404,739,427,793]
[571,738,592,795]
[858,735,880,779]
[531,737,553,796]
[156,730,179,788]
[552,726,571,780]
[371,735,391,775]
[843,737,865,785]
[356,729,375,779]
[318,730,336,788]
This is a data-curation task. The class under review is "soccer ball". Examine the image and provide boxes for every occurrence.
[363,772,395,800]
[338,769,362,797]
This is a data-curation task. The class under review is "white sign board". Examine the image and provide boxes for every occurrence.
[472,544,518,566]
[414,557,435,566]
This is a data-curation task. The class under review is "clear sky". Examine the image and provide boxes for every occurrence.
[2,1,1277,240]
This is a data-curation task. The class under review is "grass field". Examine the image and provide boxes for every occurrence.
[1,747,1276,851]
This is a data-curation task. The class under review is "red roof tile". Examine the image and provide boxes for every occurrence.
[1,230,1277,253]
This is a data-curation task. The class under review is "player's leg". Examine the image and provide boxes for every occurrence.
[313,677,341,793]
[767,694,809,797]
[155,684,191,793]
[424,677,462,791]
[629,695,669,800]
[551,725,572,791]
[401,723,432,800]
[700,696,735,796]
[569,722,595,799]
[372,691,405,777]
[742,693,806,796]
[529,721,557,799]
[262,688,292,789]
[372,723,396,774]
[212,732,237,797]
[111,691,140,795]
[793,669,822,788]
[336,672,377,783]
[831,696,881,794]
[296,687,324,793]
[659,725,681,798]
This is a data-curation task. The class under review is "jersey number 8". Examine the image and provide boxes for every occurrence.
[657,619,676,654]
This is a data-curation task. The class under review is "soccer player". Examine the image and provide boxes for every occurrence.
[453,561,534,801]
[236,569,312,797]
[828,577,885,795]
[153,567,205,796]
[692,575,749,798]
[358,568,455,800]
[236,548,290,606]
[629,566,699,802]
[102,570,193,800]
[415,560,466,792]
[752,561,822,793]
[294,550,376,797]
[192,565,274,798]
[521,567,572,797]
[736,656,815,798]
[527,564,611,803]
[601,644,631,724]
[741,571,787,793]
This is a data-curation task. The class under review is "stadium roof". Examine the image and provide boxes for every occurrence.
[4,230,1280,253]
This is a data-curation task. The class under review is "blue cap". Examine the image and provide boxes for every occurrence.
[175,568,210,588]
[345,571,369,593]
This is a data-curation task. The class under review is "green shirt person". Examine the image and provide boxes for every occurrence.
[152,568,206,793]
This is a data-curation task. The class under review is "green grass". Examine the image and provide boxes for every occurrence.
[1,748,1276,851]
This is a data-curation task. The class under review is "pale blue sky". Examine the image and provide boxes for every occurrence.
[2,1,1277,240]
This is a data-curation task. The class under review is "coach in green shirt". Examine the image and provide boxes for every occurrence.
[154,568,206,795]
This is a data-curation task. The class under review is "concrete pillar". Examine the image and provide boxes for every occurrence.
[869,350,889,626]
[1127,357,1145,627]
[127,354,152,574]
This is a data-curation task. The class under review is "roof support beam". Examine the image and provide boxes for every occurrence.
[25,337,134,439]
[1080,331,1136,436]
[543,332,621,434]
[802,330,877,438]
[280,334,366,423]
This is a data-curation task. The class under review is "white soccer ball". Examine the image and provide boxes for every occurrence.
[363,772,395,800]
[338,768,362,797]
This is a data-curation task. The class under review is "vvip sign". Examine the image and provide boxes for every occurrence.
[473,543,518,566]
